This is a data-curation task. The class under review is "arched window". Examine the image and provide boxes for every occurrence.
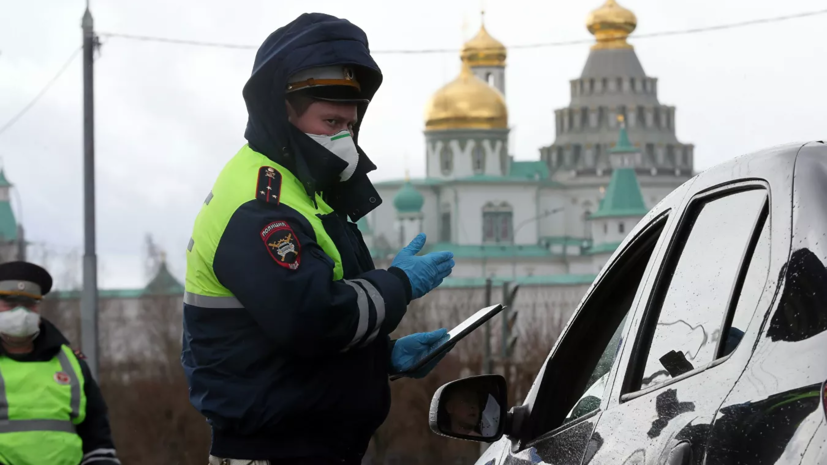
[486,73,495,86]
[440,144,453,175]
[619,222,625,234]
[472,144,485,174]
[482,202,513,243]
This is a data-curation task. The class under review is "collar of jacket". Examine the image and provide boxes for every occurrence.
[254,124,383,222]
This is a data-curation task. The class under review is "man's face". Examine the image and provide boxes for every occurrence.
[446,388,481,430]
[286,99,358,136]
[0,296,38,313]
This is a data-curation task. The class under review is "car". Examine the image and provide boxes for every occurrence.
[428,141,827,465]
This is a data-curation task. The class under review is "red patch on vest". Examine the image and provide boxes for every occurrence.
[54,371,71,385]
[261,221,301,270]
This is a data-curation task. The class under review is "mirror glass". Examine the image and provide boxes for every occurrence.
[436,376,504,439]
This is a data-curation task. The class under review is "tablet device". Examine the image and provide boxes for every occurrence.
[390,304,504,381]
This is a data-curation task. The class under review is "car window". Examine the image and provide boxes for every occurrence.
[638,189,767,391]
[527,215,666,438]
[564,312,629,424]
[724,219,770,354]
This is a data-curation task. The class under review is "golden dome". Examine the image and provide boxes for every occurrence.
[586,0,637,50]
[461,18,506,67]
[424,62,508,131]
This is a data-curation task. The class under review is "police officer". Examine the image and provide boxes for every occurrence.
[0,261,119,465]
[182,13,456,465]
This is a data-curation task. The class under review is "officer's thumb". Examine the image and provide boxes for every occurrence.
[422,328,448,345]
[403,233,427,255]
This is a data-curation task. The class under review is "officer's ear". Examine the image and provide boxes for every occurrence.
[285,100,297,124]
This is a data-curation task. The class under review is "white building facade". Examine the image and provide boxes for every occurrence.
[361,0,694,322]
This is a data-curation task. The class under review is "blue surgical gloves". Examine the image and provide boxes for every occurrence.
[390,329,451,379]
[391,234,455,300]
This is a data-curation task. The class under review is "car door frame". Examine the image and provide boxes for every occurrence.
[587,147,797,464]
[498,176,698,460]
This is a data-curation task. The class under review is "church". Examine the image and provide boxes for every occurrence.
[362,0,695,318]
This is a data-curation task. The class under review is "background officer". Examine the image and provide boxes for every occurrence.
[182,12,455,465]
[0,261,119,465]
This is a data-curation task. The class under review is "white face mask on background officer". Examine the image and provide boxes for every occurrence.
[284,66,363,182]
[0,296,41,350]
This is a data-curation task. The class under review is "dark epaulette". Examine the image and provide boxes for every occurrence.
[256,166,282,205]
[72,348,87,360]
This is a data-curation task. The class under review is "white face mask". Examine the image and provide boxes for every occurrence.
[0,307,41,339]
[305,130,359,182]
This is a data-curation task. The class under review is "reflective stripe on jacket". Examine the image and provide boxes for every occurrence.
[0,344,86,465]
[182,144,411,460]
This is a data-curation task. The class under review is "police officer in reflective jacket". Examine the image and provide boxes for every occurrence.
[182,13,456,465]
[0,261,118,465]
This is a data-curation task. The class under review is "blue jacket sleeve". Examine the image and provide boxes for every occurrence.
[213,201,410,357]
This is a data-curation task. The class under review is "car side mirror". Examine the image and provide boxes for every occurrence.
[429,374,507,443]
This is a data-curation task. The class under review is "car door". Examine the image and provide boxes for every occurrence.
[704,142,827,465]
[495,178,694,465]
[584,173,779,465]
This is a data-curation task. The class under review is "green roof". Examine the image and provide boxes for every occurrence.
[425,242,556,259]
[610,124,636,153]
[49,288,146,300]
[441,274,597,288]
[145,261,185,296]
[0,201,18,241]
[49,260,184,300]
[508,160,549,180]
[393,181,424,213]
[374,160,554,188]
[584,242,622,255]
[590,168,648,219]
[542,236,591,247]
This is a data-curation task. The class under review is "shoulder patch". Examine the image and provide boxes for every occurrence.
[261,221,301,270]
[256,166,282,205]
[72,348,86,360]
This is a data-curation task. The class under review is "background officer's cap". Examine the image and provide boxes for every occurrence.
[286,65,369,103]
[0,261,53,300]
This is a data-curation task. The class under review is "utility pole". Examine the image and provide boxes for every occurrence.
[501,282,520,359]
[81,6,100,380]
[482,278,492,374]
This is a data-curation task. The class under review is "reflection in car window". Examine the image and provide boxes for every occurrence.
[564,313,629,424]
[640,190,767,390]
[725,219,770,355]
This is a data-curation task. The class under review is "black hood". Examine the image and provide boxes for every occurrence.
[243,13,384,221]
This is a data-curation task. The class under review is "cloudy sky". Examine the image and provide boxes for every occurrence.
[0,0,824,289]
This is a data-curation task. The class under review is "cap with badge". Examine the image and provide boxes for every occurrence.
[286,65,369,103]
[0,261,53,300]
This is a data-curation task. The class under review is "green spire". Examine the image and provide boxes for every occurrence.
[0,169,17,241]
[393,178,424,213]
[144,254,185,296]
[591,168,648,219]
[0,170,11,188]
[610,115,636,153]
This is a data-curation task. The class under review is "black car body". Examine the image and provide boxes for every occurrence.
[431,141,827,464]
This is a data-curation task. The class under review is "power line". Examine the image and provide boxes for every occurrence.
[0,46,82,138]
[99,8,827,54]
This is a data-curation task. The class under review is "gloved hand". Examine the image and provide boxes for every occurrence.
[391,234,455,299]
[390,329,452,379]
